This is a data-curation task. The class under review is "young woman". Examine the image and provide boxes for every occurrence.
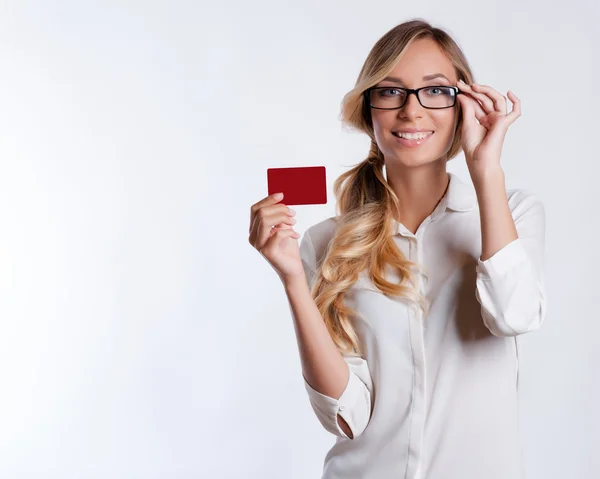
[248,19,546,479]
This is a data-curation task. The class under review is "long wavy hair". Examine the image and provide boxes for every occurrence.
[310,19,476,357]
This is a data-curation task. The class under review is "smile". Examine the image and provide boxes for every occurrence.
[392,131,434,147]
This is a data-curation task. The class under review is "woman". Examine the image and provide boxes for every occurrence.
[248,19,546,479]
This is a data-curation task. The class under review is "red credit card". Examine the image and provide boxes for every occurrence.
[267,166,327,206]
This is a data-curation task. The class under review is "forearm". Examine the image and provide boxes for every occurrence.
[473,167,518,261]
[283,275,350,401]
[472,167,547,336]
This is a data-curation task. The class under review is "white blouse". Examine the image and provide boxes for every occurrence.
[298,171,546,479]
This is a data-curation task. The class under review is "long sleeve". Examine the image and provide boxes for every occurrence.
[475,190,547,337]
[298,228,374,439]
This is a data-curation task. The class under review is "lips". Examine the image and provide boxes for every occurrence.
[392,130,435,148]
[393,130,434,133]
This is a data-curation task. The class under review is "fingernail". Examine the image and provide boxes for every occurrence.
[288,207,296,215]
[274,192,283,199]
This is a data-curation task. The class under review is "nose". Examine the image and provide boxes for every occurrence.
[398,90,425,119]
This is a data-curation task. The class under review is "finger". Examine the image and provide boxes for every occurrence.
[457,86,488,123]
[260,227,300,254]
[471,84,508,114]
[458,93,487,126]
[251,213,297,250]
[457,81,495,114]
[250,208,293,246]
[505,90,521,124]
[250,205,294,239]
[269,223,293,238]
[252,213,296,248]
[250,192,285,227]
[249,202,295,236]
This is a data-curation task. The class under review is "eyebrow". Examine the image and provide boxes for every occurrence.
[381,73,451,84]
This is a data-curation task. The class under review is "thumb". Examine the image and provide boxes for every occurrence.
[457,94,477,129]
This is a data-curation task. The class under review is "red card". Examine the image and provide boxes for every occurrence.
[267,166,327,206]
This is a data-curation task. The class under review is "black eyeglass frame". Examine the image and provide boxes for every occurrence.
[363,85,462,110]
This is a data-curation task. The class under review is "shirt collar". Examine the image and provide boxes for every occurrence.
[443,171,477,212]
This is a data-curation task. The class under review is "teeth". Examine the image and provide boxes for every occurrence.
[394,131,433,140]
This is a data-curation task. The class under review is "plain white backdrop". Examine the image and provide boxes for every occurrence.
[0,1,598,478]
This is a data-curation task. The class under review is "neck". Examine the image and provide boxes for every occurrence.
[385,162,450,234]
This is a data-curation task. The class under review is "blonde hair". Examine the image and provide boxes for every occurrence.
[310,19,476,357]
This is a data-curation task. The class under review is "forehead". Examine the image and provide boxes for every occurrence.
[386,38,456,84]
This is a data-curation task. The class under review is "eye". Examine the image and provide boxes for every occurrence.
[423,86,451,96]
[380,88,403,96]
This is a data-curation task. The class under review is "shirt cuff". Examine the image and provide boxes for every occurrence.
[303,365,371,439]
[476,238,529,279]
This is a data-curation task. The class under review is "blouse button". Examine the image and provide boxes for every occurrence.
[339,405,346,411]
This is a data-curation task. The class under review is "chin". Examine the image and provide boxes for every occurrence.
[386,150,444,167]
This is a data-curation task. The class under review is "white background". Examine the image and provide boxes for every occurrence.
[0,1,598,478]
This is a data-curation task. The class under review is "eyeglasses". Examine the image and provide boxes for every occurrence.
[364,86,461,110]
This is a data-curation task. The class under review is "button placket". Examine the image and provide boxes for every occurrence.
[397,223,431,478]
[410,222,431,479]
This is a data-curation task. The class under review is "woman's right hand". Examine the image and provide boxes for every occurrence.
[248,193,305,281]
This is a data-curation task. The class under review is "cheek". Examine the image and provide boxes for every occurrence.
[432,112,457,141]
[371,113,392,143]
[432,110,456,131]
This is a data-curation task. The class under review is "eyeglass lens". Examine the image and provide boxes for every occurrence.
[370,87,456,109]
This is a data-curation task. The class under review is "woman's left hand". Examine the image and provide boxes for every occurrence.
[455,80,521,181]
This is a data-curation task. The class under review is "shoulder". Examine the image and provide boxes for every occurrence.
[300,216,339,271]
[505,188,545,219]
[305,216,339,250]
